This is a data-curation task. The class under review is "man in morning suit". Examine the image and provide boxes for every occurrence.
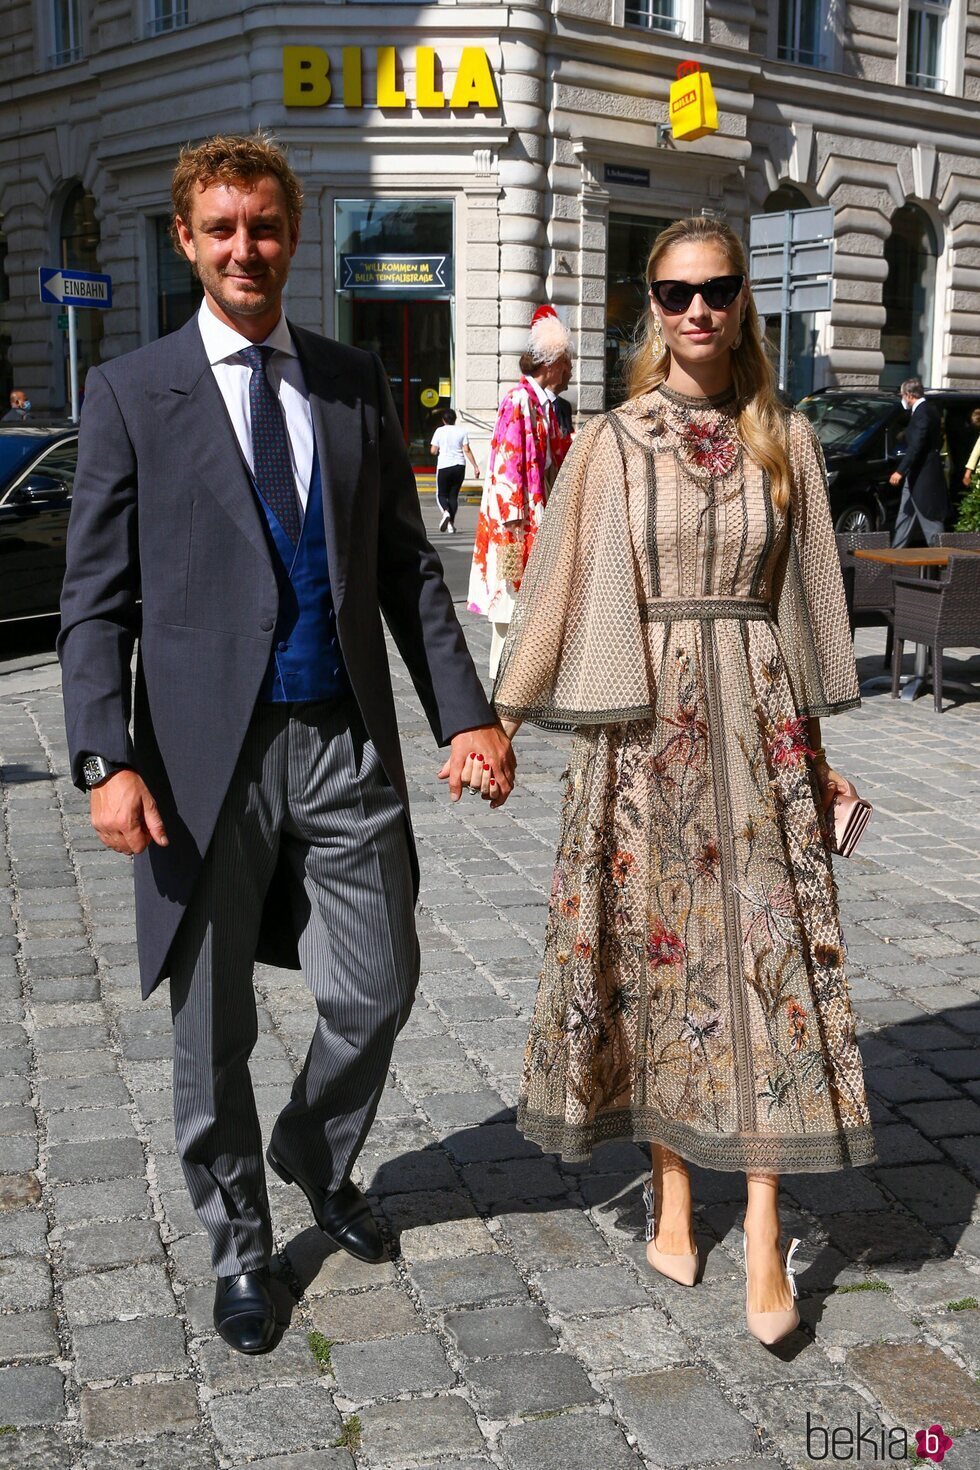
[58,135,515,1356]
[889,375,949,547]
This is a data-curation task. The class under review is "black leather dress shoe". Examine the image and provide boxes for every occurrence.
[266,1145,385,1264]
[213,1266,277,1355]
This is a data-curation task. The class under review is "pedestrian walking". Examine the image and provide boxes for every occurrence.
[961,406,980,488]
[488,215,876,1350]
[59,132,515,1358]
[888,377,948,546]
[430,408,479,533]
[2,388,31,422]
[467,304,574,677]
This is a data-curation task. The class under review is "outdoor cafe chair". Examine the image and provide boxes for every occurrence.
[936,532,980,551]
[890,554,980,713]
[835,531,893,668]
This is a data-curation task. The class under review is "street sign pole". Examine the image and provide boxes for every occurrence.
[748,207,833,399]
[778,214,792,394]
[67,305,79,425]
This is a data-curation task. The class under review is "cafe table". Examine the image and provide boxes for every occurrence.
[853,546,980,702]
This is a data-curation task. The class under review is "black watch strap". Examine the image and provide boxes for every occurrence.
[82,756,130,789]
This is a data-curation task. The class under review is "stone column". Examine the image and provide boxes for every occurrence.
[496,13,549,394]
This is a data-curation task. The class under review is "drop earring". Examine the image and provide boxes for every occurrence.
[651,315,666,359]
[732,315,744,350]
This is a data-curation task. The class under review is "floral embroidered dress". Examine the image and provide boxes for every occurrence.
[493,384,877,1174]
[467,378,573,621]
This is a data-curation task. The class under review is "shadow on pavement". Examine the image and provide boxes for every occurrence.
[266,999,980,1360]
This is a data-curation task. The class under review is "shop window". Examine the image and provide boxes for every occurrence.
[880,203,939,388]
[624,0,684,34]
[334,200,454,469]
[777,0,827,65]
[154,217,203,337]
[48,0,82,66]
[59,185,103,400]
[605,212,673,410]
[147,0,188,35]
[905,0,949,88]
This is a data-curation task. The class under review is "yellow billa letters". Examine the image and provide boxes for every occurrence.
[415,47,444,109]
[448,47,498,109]
[377,47,407,108]
[283,46,331,107]
[283,45,498,111]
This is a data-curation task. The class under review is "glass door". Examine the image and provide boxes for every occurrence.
[350,297,452,467]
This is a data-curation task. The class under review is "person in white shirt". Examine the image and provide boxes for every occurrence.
[430,409,480,533]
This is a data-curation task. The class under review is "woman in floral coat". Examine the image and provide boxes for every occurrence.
[484,217,877,1349]
[467,306,573,676]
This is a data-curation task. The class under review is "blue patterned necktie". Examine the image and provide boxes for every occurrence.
[240,344,301,545]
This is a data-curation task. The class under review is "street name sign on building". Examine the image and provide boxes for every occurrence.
[39,267,113,309]
[38,266,113,424]
[748,207,834,393]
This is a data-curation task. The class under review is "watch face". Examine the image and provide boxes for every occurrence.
[83,757,108,787]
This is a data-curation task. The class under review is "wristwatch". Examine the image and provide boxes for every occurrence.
[82,756,128,789]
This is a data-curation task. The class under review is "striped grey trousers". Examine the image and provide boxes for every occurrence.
[168,698,419,1274]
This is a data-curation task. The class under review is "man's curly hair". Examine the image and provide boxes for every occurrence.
[170,132,303,255]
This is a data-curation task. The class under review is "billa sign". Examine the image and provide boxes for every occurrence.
[283,45,498,110]
[669,61,719,141]
[339,255,453,291]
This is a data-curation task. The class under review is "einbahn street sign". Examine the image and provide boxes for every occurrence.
[38,267,113,309]
[38,267,114,424]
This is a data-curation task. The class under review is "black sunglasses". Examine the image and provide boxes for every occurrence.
[648,274,745,314]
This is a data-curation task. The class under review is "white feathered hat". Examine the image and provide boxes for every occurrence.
[527,303,574,365]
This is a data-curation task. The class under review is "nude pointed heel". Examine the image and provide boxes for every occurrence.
[743,1230,801,1346]
[643,1182,699,1287]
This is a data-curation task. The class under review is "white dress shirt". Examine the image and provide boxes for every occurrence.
[196,300,315,515]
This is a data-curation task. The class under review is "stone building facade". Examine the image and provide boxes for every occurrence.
[0,0,978,460]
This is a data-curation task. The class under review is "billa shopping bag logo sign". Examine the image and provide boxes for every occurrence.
[669,61,719,141]
[804,1412,955,1462]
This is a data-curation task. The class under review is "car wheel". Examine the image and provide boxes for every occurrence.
[835,504,876,534]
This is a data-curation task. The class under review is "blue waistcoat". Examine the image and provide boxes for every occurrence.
[257,446,352,704]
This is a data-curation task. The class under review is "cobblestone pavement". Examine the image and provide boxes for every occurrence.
[2,503,980,1470]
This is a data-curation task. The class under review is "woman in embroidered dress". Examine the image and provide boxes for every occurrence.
[467,305,574,677]
[487,217,877,1348]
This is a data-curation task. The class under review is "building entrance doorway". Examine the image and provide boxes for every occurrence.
[350,297,452,467]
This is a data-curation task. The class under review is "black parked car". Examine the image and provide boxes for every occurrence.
[0,424,77,621]
[798,388,980,534]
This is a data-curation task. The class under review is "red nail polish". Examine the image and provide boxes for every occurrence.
[469,752,477,759]
[490,778,496,786]
[477,753,484,760]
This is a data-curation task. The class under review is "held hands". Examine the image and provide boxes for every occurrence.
[438,724,516,810]
[90,770,169,856]
[811,756,850,815]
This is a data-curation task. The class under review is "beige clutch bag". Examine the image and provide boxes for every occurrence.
[498,537,526,584]
[831,780,874,858]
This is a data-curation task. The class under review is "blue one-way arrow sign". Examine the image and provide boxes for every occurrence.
[39,266,112,309]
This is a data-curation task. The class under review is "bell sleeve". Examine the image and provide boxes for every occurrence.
[491,413,653,730]
[772,412,861,719]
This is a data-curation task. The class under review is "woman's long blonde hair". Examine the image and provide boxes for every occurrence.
[625,216,791,511]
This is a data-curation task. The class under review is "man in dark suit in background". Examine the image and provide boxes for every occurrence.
[889,375,948,546]
[59,134,514,1356]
